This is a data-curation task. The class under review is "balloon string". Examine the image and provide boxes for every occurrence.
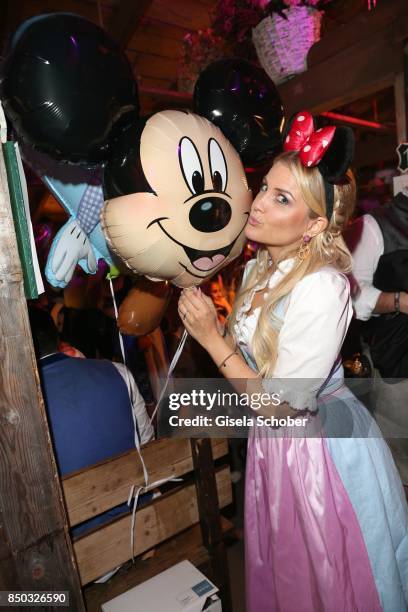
[0,102,7,144]
[108,281,188,561]
[148,329,189,426]
[127,475,183,562]
[109,278,149,486]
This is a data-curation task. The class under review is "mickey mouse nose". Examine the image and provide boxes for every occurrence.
[189,197,232,233]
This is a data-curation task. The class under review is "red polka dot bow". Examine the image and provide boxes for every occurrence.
[283,111,336,168]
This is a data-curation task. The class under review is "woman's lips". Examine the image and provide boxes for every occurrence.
[248,215,261,226]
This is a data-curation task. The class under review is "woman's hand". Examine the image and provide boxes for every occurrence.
[399,291,408,315]
[201,291,227,335]
[178,287,220,348]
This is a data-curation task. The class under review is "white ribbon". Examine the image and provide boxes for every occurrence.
[0,102,7,144]
[127,475,183,562]
[148,328,189,426]
[128,325,189,561]
[109,278,149,484]
[109,279,189,562]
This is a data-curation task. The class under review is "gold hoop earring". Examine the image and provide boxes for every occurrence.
[298,235,311,261]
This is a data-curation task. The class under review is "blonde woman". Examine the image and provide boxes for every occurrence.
[178,112,408,611]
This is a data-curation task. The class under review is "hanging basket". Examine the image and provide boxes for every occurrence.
[177,71,198,95]
[252,6,322,85]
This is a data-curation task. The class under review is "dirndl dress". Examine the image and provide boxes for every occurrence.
[235,259,408,611]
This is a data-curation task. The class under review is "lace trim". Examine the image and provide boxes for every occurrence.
[235,274,270,323]
[233,267,270,350]
[262,378,318,413]
[235,257,296,324]
[233,314,258,353]
[234,258,296,349]
[236,258,274,323]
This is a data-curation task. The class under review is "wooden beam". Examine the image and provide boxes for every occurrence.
[107,0,153,47]
[0,0,24,56]
[401,41,408,144]
[130,50,179,82]
[73,465,232,585]
[308,0,408,68]
[354,134,397,168]
[127,20,185,57]
[139,85,193,103]
[145,0,213,32]
[17,0,99,24]
[278,2,408,117]
[136,83,392,134]
[0,147,84,606]
[63,438,228,526]
[191,439,233,612]
[320,111,393,133]
[394,71,406,144]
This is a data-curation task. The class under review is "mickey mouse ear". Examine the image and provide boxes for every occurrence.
[104,117,155,199]
[1,13,139,165]
[318,126,355,183]
[193,58,284,167]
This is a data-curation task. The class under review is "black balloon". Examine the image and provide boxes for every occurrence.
[194,58,284,167]
[103,117,155,199]
[1,13,139,165]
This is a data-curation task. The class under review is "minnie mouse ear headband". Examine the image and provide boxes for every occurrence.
[283,111,355,220]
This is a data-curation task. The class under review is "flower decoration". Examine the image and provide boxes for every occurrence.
[178,0,334,92]
[212,0,331,56]
[212,0,265,58]
[178,28,227,93]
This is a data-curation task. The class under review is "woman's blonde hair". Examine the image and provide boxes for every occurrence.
[228,150,356,378]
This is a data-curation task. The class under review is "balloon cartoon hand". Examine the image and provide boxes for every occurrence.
[46,219,97,288]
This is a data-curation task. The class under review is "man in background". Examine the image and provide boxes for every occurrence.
[28,307,153,476]
[346,188,408,486]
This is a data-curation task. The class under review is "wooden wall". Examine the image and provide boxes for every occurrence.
[0,139,85,609]
[1,0,406,167]
[0,0,215,114]
[281,0,408,117]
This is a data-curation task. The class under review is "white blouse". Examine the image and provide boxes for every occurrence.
[346,214,384,321]
[233,258,353,411]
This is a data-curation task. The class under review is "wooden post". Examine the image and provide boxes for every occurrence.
[107,0,153,47]
[403,41,408,142]
[0,146,85,609]
[190,438,232,612]
[394,71,407,144]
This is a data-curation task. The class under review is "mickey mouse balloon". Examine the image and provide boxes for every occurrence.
[0,14,286,289]
[102,111,252,287]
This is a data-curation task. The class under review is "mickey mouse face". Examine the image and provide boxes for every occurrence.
[101,110,252,287]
